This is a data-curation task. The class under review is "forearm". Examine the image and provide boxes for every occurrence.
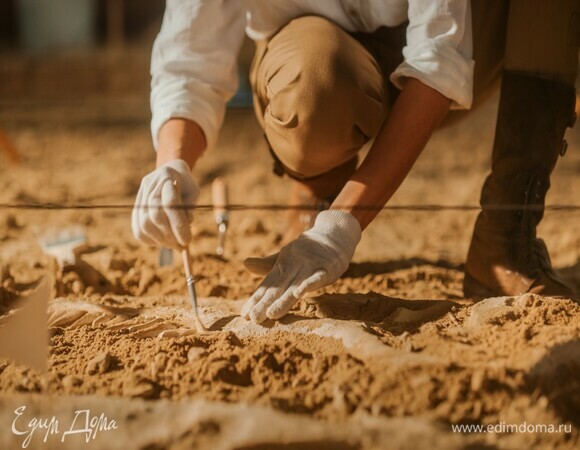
[156,119,207,170]
[332,78,452,229]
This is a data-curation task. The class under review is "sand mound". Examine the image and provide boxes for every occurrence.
[1,292,578,449]
[1,109,579,448]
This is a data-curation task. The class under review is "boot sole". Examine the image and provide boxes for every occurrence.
[463,272,498,300]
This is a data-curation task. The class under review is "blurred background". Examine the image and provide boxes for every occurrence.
[0,0,578,293]
[0,0,253,126]
[1,0,160,121]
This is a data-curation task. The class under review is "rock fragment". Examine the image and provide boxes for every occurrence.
[62,375,83,390]
[86,352,112,375]
[124,377,158,399]
[470,369,485,392]
[187,347,206,362]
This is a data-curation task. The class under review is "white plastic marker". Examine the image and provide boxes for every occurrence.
[181,248,206,332]
[37,226,86,266]
[212,177,229,256]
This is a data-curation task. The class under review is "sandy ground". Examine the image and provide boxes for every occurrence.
[0,93,579,449]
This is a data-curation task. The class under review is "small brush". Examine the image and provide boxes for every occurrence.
[181,248,206,332]
[212,177,229,256]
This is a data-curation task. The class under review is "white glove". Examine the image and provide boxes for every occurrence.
[132,159,199,249]
[242,210,361,323]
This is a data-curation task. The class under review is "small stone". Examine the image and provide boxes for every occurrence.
[71,280,85,295]
[109,257,134,272]
[522,326,535,341]
[399,331,410,340]
[131,364,146,374]
[154,352,168,370]
[62,375,83,390]
[124,378,157,399]
[516,294,535,308]
[86,352,112,375]
[19,376,40,392]
[39,377,50,391]
[419,322,439,334]
[409,374,432,392]
[402,340,415,352]
[470,369,485,392]
[370,403,384,416]
[331,386,352,415]
[187,347,206,362]
[211,362,252,387]
[222,331,242,347]
[150,353,168,378]
[537,396,549,410]
[209,285,228,297]
[465,297,514,327]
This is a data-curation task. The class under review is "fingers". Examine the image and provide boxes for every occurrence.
[137,178,174,248]
[161,180,192,247]
[132,185,145,240]
[293,270,328,299]
[132,181,157,246]
[132,161,198,249]
[243,268,328,323]
[265,269,327,320]
[242,266,296,324]
[146,178,180,248]
[243,254,279,276]
[241,264,283,319]
[265,289,298,320]
[133,179,192,249]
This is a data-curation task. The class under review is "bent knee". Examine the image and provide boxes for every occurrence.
[260,16,387,177]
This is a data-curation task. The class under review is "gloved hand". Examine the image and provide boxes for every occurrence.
[132,159,199,249]
[242,210,361,323]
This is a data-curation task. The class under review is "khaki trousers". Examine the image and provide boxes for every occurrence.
[250,0,580,180]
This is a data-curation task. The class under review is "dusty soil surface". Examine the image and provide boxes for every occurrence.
[0,94,579,449]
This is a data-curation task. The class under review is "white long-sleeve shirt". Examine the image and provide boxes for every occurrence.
[151,0,474,151]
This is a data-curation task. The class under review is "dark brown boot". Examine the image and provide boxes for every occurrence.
[464,72,577,298]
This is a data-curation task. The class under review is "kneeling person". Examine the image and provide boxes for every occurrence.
[132,1,474,322]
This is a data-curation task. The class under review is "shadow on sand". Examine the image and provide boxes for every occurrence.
[527,337,580,426]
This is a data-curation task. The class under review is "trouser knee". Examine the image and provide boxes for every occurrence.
[252,16,386,178]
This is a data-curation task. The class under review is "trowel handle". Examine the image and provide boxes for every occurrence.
[212,177,229,221]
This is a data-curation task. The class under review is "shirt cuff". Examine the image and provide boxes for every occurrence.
[151,99,225,153]
[391,39,474,110]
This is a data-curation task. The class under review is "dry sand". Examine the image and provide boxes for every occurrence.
[0,96,579,449]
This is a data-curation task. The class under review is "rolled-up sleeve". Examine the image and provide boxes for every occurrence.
[150,0,246,151]
[391,0,474,109]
